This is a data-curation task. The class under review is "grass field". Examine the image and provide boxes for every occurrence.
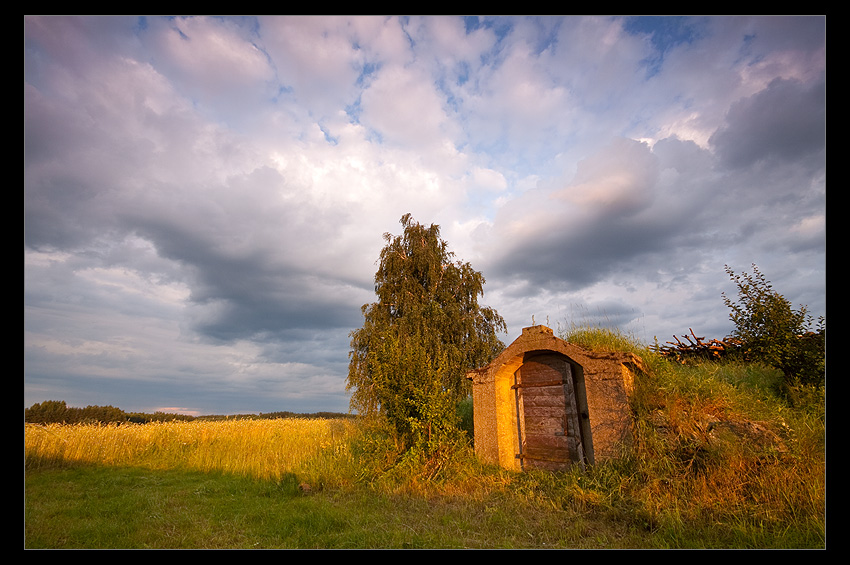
[25,417,358,485]
[25,349,826,549]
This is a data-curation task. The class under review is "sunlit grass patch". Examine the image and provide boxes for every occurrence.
[25,417,360,485]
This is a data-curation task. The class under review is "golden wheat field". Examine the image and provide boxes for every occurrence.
[24,418,359,483]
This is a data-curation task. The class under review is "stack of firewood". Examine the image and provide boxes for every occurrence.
[654,329,742,363]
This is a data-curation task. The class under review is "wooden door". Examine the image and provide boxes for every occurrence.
[513,354,585,471]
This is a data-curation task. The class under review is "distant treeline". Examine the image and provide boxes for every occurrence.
[24,400,354,425]
[196,411,357,422]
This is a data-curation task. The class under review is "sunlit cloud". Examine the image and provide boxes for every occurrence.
[25,16,826,415]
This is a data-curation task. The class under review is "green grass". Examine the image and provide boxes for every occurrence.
[25,463,654,549]
[26,452,822,549]
[25,329,825,549]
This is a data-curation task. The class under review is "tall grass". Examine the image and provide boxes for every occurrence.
[25,417,360,486]
[559,318,647,356]
[629,355,823,545]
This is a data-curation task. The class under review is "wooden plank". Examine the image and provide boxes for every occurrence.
[519,448,571,464]
[522,397,566,409]
[511,380,564,389]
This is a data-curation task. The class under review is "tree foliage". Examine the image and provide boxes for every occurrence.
[25,400,129,424]
[347,214,506,451]
[722,264,825,387]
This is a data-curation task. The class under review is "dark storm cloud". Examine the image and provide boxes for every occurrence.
[709,75,825,170]
[24,86,124,250]
[491,211,686,297]
[485,137,708,296]
[183,271,366,342]
[116,175,371,342]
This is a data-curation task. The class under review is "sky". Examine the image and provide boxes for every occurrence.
[24,16,826,416]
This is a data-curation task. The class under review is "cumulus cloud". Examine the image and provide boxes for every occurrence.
[25,16,825,415]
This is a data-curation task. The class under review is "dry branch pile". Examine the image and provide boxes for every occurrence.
[654,329,742,364]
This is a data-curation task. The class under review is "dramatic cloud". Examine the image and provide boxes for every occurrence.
[710,76,826,169]
[25,16,826,415]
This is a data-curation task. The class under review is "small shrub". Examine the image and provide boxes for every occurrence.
[722,264,825,388]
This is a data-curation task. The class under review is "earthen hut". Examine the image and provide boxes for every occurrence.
[466,325,645,472]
